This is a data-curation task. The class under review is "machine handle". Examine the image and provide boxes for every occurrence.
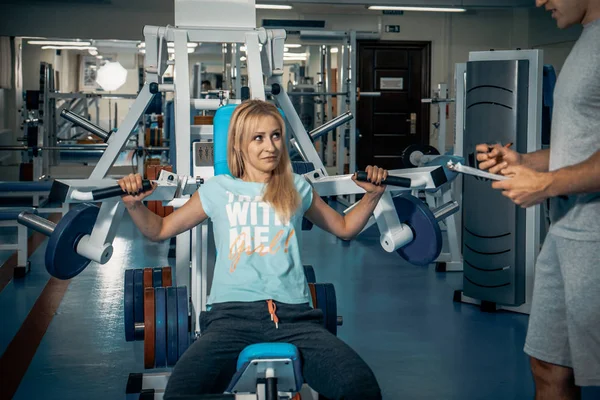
[355,171,411,188]
[91,180,153,200]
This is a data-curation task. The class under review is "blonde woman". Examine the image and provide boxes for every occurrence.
[119,100,387,399]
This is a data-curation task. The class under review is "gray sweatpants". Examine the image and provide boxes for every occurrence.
[164,301,382,399]
[524,232,600,386]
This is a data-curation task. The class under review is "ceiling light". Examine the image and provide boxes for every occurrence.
[256,4,293,10]
[368,6,466,12]
[330,47,339,54]
[284,44,301,48]
[96,61,128,91]
[41,46,98,51]
[28,40,92,46]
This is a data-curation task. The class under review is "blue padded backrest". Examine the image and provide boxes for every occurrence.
[213,104,287,177]
[213,105,238,176]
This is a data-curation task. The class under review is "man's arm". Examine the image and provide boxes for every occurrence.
[548,150,600,196]
[521,148,551,172]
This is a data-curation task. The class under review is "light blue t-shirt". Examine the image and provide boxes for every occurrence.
[199,173,314,305]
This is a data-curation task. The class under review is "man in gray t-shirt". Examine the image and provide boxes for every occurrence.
[476,0,600,398]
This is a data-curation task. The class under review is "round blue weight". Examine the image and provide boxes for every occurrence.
[154,287,167,368]
[124,269,135,342]
[152,268,163,287]
[303,265,316,284]
[176,286,189,359]
[45,203,100,279]
[166,287,178,367]
[314,284,330,334]
[133,269,144,340]
[324,283,337,336]
[394,195,443,267]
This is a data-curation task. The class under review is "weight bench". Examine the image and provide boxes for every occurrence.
[0,181,69,215]
[0,181,69,278]
[0,207,38,277]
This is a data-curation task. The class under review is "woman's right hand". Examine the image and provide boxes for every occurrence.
[118,173,157,205]
[475,142,522,174]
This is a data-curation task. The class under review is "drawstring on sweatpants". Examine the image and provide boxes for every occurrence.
[266,299,279,329]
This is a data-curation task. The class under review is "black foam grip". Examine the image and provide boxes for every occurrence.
[92,180,153,200]
[355,171,411,188]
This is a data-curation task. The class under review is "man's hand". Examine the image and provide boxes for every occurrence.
[476,142,522,174]
[491,165,554,208]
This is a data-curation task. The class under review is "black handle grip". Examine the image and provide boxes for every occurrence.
[355,171,411,188]
[91,180,153,200]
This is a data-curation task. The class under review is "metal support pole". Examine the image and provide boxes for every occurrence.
[174,29,192,292]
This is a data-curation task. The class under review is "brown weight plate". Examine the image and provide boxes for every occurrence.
[162,267,172,287]
[308,283,317,309]
[143,268,153,289]
[144,287,155,369]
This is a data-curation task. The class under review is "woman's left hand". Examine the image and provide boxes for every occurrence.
[352,165,388,195]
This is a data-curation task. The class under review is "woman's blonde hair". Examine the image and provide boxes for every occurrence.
[227,100,300,223]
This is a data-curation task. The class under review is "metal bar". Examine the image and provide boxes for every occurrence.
[17,212,56,236]
[60,110,110,141]
[309,111,353,142]
[0,146,170,151]
[432,200,459,221]
[89,83,155,180]
[174,29,192,294]
[273,88,326,173]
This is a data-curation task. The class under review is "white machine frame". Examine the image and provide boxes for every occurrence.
[38,2,456,398]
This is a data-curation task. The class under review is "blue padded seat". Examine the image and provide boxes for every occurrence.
[0,181,53,192]
[226,343,303,395]
[0,208,38,221]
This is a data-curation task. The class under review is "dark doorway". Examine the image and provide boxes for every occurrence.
[357,40,431,169]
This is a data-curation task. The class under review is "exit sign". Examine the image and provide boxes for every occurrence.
[385,25,401,33]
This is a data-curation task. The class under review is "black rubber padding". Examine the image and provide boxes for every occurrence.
[91,180,153,201]
[125,373,143,394]
[356,171,411,188]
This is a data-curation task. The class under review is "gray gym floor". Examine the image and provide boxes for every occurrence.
[1,211,599,399]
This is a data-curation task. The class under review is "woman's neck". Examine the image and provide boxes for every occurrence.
[241,170,271,183]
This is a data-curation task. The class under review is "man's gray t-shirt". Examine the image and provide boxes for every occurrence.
[548,18,600,241]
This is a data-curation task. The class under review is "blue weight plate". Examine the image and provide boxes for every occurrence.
[154,287,167,368]
[134,269,144,327]
[166,287,178,367]
[152,268,163,287]
[176,286,189,359]
[324,283,337,336]
[314,284,330,334]
[45,203,100,279]
[394,195,442,267]
[303,265,316,284]
[124,269,135,342]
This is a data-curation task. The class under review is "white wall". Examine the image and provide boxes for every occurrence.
[528,7,582,73]
[0,0,173,40]
[7,3,586,160]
